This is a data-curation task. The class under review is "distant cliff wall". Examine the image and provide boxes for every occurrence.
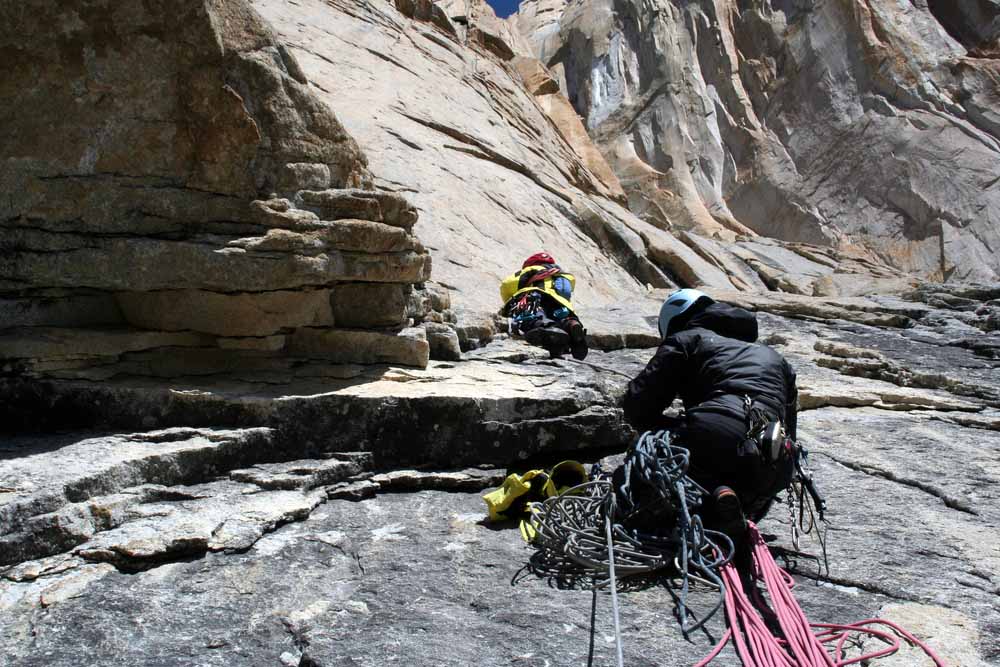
[514,0,1000,282]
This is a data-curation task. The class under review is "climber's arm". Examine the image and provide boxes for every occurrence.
[622,341,685,432]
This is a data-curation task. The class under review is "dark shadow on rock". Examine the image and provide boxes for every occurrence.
[0,430,120,462]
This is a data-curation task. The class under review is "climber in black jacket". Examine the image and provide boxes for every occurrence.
[622,289,798,545]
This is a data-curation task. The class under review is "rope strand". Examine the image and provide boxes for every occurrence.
[520,430,949,667]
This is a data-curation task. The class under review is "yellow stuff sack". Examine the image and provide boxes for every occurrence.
[482,461,589,524]
[483,469,545,522]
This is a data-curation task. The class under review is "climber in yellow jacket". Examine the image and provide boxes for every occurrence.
[500,252,588,360]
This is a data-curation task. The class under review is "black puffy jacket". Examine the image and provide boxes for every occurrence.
[622,302,798,438]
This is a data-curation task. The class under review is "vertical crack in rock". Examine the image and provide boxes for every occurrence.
[790,569,940,606]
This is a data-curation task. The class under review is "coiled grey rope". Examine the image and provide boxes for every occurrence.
[526,431,734,642]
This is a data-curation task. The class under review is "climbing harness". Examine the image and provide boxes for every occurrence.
[740,395,788,462]
[506,291,545,335]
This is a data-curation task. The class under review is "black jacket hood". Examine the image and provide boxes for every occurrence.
[680,302,758,343]
[624,299,795,438]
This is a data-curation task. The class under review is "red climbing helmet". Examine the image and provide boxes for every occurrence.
[522,252,556,268]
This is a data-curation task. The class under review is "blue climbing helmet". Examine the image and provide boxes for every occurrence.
[658,288,713,338]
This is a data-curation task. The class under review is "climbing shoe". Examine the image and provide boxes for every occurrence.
[524,325,570,358]
[712,486,748,562]
[566,319,589,360]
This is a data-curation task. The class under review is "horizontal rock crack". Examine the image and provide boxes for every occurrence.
[817,452,978,515]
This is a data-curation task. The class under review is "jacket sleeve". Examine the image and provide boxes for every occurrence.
[782,358,798,441]
[622,341,685,432]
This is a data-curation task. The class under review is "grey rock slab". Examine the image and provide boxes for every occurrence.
[709,290,926,328]
[796,361,985,413]
[799,408,1000,519]
[326,479,380,501]
[74,481,327,569]
[2,294,999,663]
[3,341,645,469]
[736,311,990,413]
[832,327,1000,406]
[370,468,505,491]
[791,410,1000,642]
[229,456,368,490]
[0,490,880,667]
[0,428,278,565]
[679,232,770,292]
[814,353,999,407]
[750,296,1000,409]
[0,561,118,662]
[733,240,833,276]
[1,553,84,583]
[931,411,1000,432]
[874,602,996,667]
[0,427,276,527]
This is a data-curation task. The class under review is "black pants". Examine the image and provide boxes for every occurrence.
[673,410,793,522]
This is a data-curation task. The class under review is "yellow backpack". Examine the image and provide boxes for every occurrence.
[499,265,576,315]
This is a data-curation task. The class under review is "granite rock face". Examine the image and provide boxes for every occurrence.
[0,0,441,375]
[249,0,669,323]
[3,285,1000,665]
[2,2,1000,665]
[242,0,927,356]
[513,0,1000,283]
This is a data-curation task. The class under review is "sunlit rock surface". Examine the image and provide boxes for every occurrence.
[0,0,439,374]
[3,285,1000,665]
[513,0,1000,282]
[1,1,999,665]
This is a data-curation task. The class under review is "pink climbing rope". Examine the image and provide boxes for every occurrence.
[694,523,949,667]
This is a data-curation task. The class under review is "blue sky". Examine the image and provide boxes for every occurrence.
[486,0,521,18]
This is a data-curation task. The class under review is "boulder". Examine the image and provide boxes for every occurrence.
[422,322,463,361]
[0,0,438,371]
[330,284,410,328]
[287,327,430,367]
